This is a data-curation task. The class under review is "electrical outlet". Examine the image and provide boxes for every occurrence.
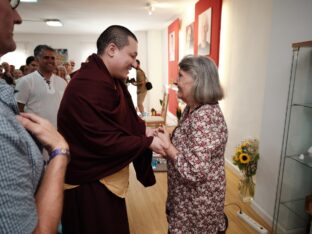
[236,211,268,234]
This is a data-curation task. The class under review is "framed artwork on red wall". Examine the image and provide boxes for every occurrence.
[195,0,222,65]
[185,22,194,55]
[168,18,180,115]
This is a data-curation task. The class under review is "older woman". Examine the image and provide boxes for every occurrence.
[156,55,228,234]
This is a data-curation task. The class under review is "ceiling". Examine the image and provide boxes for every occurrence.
[15,0,197,35]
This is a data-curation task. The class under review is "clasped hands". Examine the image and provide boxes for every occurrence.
[147,127,177,161]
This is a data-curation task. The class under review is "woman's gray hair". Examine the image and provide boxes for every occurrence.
[179,55,224,104]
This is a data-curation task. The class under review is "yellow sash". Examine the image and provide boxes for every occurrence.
[64,165,129,198]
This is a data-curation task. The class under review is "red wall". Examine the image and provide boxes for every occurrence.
[167,19,180,115]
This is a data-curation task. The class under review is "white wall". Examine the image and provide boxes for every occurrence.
[217,0,312,226]
[1,34,98,69]
[219,0,272,169]
[219,0,312,226]
[256,0,312,224]
[0,30,165,112]
[146,30,165,112]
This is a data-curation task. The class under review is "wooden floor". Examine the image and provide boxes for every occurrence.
[126,164,272,234]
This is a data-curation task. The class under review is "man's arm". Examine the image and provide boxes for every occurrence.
[17,112,69,233]
[34,153,67,234]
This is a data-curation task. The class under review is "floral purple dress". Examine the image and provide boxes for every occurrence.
[167,104,228,234]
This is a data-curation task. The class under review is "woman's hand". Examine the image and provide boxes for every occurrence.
[16,112,68,152]
[146,127,156,137]
[155,127,171,148]
[154,127,178,160]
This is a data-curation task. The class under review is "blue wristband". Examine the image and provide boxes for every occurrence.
[49,148,70,163]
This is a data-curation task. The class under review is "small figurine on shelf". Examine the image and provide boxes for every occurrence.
[305,194,312,234]
[151,108,156,116]
[306,194,312,215]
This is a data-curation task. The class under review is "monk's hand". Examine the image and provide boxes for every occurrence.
[150,136,167,156]
[146,127,156,137]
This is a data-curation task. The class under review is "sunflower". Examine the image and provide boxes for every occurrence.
[239,153,251,164]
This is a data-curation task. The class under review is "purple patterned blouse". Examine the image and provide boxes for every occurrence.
[167,104,228,234]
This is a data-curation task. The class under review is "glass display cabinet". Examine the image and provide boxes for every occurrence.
[273,41,312,234]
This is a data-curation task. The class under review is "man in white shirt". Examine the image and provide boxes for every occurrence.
[15,45,67,161]
[16,45,67,128]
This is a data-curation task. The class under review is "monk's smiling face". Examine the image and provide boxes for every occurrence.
[106,36,138,80]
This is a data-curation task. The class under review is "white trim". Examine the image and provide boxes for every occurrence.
[251,200,272,229]
[225,158,240,176]
[225,159,273,229]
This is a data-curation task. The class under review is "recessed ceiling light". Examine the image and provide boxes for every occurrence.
[21,0,38,2]
[45,19,63,27]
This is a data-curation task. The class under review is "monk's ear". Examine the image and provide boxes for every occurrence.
[106,43,117,57]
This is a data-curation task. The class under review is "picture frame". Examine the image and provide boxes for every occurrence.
[197,8,212,56]
[195,0,222,65]
[55,48,68,66]
[169,31,175,61]
[185,22,194,55]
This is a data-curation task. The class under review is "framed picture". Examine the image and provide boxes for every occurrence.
[169,31,175,61]
[195,0,222,65]
[55,48,68,66]
[185,22,194,55]
[197,8,212,56]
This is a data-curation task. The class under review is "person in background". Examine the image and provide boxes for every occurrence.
[12,68,23,79]
[63,61,72,75]
[155,55,228,234]
[131,59,147,113]
[0,64,4,78]
[0,0,69,233]
[58,25,166,234]
[1,61,15,85]
[56,65,68,83]
[9,64,15,74]
[69,59,75,71]
[26,55,39,73]
[15,44,67,161]
[20,64,30,75]
[15,44,67,128]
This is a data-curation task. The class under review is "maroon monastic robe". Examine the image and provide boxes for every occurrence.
[58,54,155,234]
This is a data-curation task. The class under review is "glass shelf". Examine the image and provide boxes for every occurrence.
[277,202,308,231]
[286,153,312,168]
[292,103,312,108]
[273,42,312,234]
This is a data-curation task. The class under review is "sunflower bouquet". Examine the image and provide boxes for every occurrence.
[232,138,260,202]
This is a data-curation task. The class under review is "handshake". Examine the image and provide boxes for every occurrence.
[126,78,136,84]
[147,127,177,161]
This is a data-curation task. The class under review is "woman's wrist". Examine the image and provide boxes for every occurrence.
[165,143,177,161]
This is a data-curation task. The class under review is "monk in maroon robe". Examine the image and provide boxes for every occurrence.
[58,25,164,234]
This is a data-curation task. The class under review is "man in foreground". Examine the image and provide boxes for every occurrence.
[0,0,69,232]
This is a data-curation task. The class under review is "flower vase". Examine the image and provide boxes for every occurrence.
[239,175,255,202]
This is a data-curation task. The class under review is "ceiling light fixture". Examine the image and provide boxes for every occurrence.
[20,0,38,2]
[146,2,155,15]
[45,19,63,27]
